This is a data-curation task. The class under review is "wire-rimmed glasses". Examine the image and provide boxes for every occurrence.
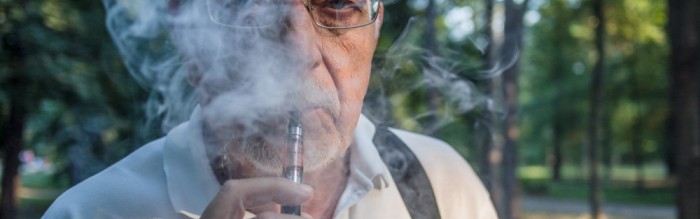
[206,0,381,29]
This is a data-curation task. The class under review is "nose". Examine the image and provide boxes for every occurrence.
[280,0,323,70]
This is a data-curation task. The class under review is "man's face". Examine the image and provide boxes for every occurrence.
[186,0,384,174]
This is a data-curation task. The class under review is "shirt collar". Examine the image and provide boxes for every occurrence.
[350,114,390,190]
[333,114,391,217]
[163,106,220,216]
[163,108,390,217]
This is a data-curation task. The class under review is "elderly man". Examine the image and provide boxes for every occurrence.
[44,0,496,218]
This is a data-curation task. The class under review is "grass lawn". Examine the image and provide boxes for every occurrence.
[18,198,54,219]
[21,171,69,189]
[521,178,675,205]
[519,164,675,206]
[11,171,68,218]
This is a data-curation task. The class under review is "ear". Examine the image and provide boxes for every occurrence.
[375,3,384,39]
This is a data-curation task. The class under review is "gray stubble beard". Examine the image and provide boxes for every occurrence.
[239,131,346,174]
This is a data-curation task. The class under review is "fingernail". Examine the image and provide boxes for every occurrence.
[300,184,313,194]
[302,212,315,219]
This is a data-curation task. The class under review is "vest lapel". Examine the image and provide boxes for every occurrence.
[347,166,412,219]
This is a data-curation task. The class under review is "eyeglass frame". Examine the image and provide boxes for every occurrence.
[206,0,382,30]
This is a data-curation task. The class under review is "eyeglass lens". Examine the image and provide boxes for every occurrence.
[207,0,379,28]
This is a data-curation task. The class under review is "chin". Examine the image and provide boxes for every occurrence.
[302,133,348,172]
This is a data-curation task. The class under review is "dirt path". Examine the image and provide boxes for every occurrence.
[522,196,676,219]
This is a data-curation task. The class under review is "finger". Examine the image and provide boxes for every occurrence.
[222,177,313,208]
[201,191,246,219]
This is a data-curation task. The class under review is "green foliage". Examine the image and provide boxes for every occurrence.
[371,0,494,166]
[0,0,675,200]
[0,0,154,184]
[519,0,669,168]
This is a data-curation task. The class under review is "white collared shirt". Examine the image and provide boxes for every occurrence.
[44,108,497,219]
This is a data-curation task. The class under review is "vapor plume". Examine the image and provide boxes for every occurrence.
[101,0,510,175]
[365,18,511,134]
[103,0,317,131]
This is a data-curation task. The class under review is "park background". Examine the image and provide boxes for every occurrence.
[1,0,698,218]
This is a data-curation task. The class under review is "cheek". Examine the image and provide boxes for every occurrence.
[333,61,370,123]
[337,63,370,135]
[318,29,376,124]
[328,36,374,98]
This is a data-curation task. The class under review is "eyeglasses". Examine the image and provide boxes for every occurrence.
[206,0,381,29]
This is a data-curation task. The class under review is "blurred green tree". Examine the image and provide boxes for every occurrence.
[667,0,700,218]
[0,0,151,217]
[520,0,668,182]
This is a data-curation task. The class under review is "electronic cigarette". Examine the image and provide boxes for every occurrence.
[281,111,303,215]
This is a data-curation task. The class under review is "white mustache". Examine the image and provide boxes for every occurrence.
[201,75,340,136]
[287,79,341,123]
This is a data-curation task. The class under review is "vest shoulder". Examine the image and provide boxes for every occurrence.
[388,128,467,167]
[43,138,174,218]
[388,128,497,218]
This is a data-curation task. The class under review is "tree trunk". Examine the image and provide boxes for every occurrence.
[632,117,644,193]
[551,35,565,182]
[664,119,677,177]
[499,0,527,218]
[667,0,700,218]
[602,112,613,181]
[550,1,566,183]
[423,0,441,135]
[0,104,25,219]
[483,0,494,65]
[631,72,645,193]
[589,0,605,218]
[478,0,496,195]
[552,115,563,181]
[500,65,520,219]
[0,13,28,218]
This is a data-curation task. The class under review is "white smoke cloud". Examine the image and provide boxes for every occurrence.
[101,0,509,154]
[365,19,508,133]
[102,0,312,135]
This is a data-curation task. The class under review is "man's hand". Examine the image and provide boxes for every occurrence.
[201,177,314,219]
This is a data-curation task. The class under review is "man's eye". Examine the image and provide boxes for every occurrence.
[326,0,353,10]
[322,0,355,10]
